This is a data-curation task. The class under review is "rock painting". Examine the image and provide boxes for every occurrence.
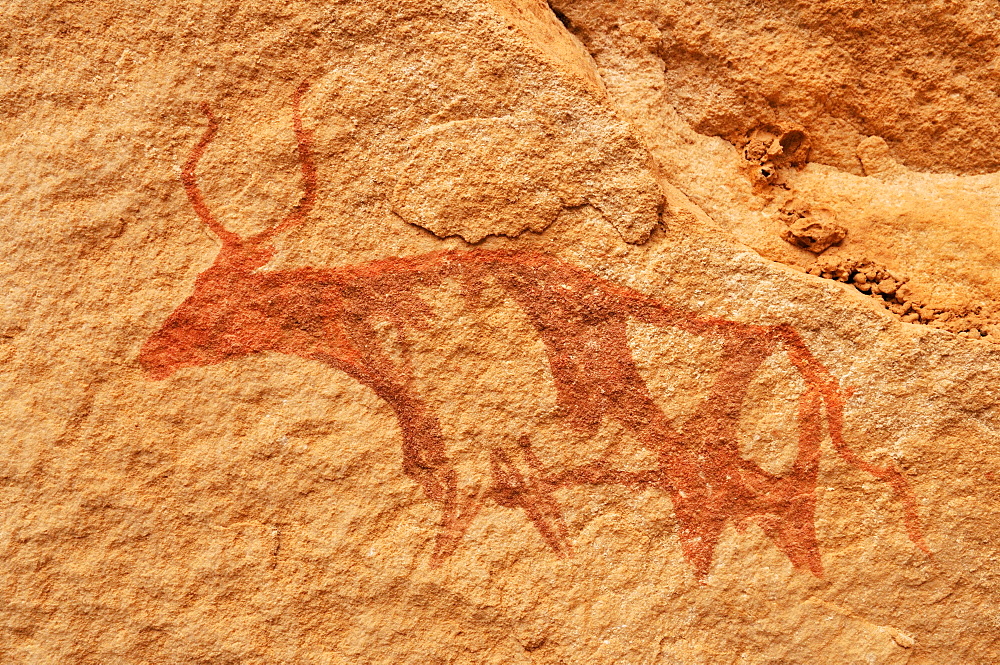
[140,83,927,579]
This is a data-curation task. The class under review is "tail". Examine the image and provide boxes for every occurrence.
[775,325,930,554]
[620,284,929,555]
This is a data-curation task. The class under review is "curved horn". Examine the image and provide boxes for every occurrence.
[250,80,317,246]
[181,103,242,247]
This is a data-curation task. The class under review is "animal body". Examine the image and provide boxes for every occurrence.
[140,83,926,577]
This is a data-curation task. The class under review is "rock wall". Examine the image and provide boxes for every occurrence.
[1,1,998,663]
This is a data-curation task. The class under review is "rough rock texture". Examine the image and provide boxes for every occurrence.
[390,114,662,242]
[552,0,1000,174]
[2,1,999,664]
[553,0,1000,341]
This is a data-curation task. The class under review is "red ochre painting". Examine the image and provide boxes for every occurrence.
[140,83,928,578]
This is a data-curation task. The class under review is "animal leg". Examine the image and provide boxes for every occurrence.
[490,444,571,557]
[429,478,483,565]
[658,449,732,580]
[355,372,471,564]
[754,493,823,576]
[760,384,824,576]
[390,403,475,564]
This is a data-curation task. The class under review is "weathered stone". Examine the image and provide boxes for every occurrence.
[2,1,998,663]
[779,210,847,254]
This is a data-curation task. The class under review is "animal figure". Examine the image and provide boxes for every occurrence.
[140,83,927,577]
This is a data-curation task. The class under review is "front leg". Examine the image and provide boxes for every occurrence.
[315,350,473,563]
[386,391,479,564]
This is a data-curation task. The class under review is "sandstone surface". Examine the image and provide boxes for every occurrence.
[2,1,998,663]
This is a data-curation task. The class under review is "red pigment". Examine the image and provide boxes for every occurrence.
[141,83,927,578]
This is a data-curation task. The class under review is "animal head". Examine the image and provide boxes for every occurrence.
[139,82,316,379]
